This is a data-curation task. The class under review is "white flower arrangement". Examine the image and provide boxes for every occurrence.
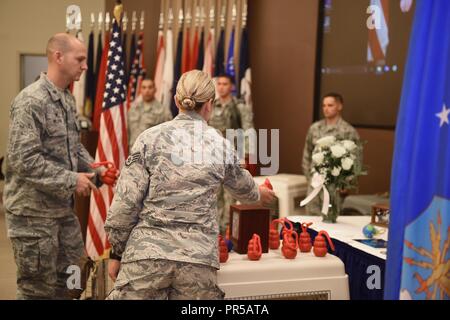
[342,140,357,152]
[330,145,346,158]
[341,157,354,171]
[331,167,341,177]
[316,136,336,147]
[311,136,364,190]
[312,152,325,165]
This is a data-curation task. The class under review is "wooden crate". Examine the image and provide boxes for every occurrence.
[230,204,270,254]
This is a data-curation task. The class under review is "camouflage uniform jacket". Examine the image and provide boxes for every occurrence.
[209,97,254,134]
[127,97,173,148]
[209,97,255,155]
[302,118,362,180]
[3,73,97,218]
[105,111,260,269]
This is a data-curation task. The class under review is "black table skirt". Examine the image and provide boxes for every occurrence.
[288,222,386,300]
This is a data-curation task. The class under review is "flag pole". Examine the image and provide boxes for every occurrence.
[105,12,111,32]
[159,12,164,31]
[98,0,124,262]
[220,2,226,29]
[122,12,128,32]
[140,11,145,31]
[98,12,103,33]
[90,13,95,31]
[243,0,248,28]
[168,8,174,30]
[232,2,237,26]
[132,11,137,32]
[195,4,200,29]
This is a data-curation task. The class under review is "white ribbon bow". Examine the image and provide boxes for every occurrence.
[300,173,330,215]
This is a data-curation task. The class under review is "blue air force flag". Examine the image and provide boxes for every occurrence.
[385,0,450,300]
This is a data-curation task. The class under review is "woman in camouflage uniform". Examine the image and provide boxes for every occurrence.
[105,70,275,300]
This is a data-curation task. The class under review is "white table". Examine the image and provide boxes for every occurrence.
[288,216,388,260]
[217,248,349,300]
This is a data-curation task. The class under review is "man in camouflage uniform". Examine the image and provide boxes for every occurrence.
[105,70,275,299]
[302,93,362,215]
[127,78,172,148]
[3,34,110,299]
[209,75,255,235]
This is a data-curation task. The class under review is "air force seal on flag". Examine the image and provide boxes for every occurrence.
[401,197,450,300]
[125,152,142,167]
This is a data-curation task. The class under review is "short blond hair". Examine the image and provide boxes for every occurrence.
[46,33,79,57]
[175,70,215,111]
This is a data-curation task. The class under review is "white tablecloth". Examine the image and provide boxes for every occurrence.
[288,216,388,260]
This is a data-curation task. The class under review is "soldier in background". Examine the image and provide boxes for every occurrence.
[106,70,275,300]
[209,74,255,235]
[127,78,172,148]
[302,93,362,215]
[3,33,117,299]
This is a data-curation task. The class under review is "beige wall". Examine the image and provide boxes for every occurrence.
[0,0,105,158]
[249,0,319,177]
[357,128,395,194]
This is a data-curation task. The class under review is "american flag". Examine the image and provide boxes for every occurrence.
[126,31,146,109]
[86,20,129,259]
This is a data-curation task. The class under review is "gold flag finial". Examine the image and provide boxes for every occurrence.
[243,0,248,27]
[113,0,123,25]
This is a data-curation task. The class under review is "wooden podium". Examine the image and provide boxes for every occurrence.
[229,204,270,254]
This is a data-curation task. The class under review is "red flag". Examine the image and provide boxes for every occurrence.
[154,30,165,102]
[203,29,215,77]
[182,28,191,73]
[86,22,129,259]
[190,29,199,71]
[93,31,110,132]
[126,31,146,109]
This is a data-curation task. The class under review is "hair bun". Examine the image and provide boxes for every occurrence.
[181,97,196,110]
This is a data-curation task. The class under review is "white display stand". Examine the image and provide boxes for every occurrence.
[253,174,308,218]
[217,248,349,300]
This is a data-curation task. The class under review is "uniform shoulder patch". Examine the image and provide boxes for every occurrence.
[125,152,142,167]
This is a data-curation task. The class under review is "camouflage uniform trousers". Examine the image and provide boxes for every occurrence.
[217,185,236,235]
[107,259,225,300]
[6,213,84,300]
